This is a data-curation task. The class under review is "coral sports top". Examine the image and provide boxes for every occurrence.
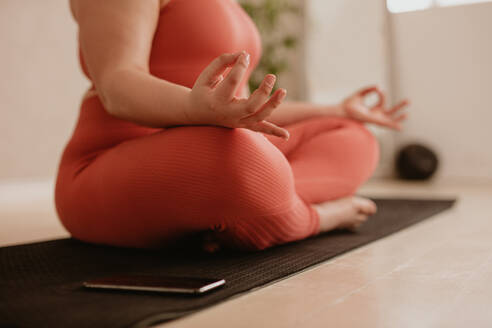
[79,0,262,97]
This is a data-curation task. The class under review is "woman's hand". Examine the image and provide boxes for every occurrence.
[186,51,290,140]
[341,85,409,130]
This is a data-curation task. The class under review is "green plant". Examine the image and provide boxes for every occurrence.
[240,0,300,91]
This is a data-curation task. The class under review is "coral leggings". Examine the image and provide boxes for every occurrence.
[55,96,379,251]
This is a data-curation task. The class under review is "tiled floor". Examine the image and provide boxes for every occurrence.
[1,178,491,327]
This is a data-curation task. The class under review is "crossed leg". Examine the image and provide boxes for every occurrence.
[55,116,378,252]
[265,115,379,204]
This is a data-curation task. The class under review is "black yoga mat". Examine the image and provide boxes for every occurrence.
[0,198,455,328]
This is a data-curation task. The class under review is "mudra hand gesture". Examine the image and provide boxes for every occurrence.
[341,86,409,130]
[187,51,290,140]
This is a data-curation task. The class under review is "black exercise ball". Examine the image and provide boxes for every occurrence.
[396,143,439,180]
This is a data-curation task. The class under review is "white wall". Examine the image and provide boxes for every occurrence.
[0,0,87,181]
[390,2,492,180]
[0,0,307,181]
[255,0,307,101]
[3,0,491,182]
[304,0,396,177]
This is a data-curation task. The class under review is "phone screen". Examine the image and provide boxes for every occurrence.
[83,274,226,294]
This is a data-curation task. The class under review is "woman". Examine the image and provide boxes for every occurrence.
[55,0,409,252]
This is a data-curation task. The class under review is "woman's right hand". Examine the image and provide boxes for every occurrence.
[186,51,290,140]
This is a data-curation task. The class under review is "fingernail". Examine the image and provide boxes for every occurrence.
[244,52,250,65]
[278,89,287,100]
[265,75,275,87]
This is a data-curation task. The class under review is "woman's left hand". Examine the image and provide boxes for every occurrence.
[341,85,409,130]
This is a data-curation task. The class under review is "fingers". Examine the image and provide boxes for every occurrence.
[385,102,409,130]
[357,85,386,108]
[360,114,401,131]
[394,112,407,121]
[377,119,402,131]
[215,51,250,101]
[347,103,387,126]
[391,113,407,130]
[253,89,287,122]
[384,99,409,131]
[210,75,224,89]
[242,74,277,114]
[240,88,287,124]
[194,52,242,88]
[387,99,410,115]
[248,120,290,140]
[357,85,379,96]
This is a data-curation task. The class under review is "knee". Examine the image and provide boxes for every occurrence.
[123,125,296,220]
[217,128,296,217]
[341,118,380,174]
[320,118,380,197]
[360,124,380,174]
[310,116,379,165]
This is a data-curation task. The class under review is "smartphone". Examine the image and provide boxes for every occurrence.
[83,274,226,294]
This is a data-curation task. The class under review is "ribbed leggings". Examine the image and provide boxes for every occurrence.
[55,96,379,251]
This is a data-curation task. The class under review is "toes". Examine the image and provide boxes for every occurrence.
[203,241,221,253]
[340,213,368,232]
[366,200,377,215]
[354,213,369,226]
[201,230,222,253]
[354,197,377,215]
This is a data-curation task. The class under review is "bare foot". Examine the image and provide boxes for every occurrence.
[312,196,377,233]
